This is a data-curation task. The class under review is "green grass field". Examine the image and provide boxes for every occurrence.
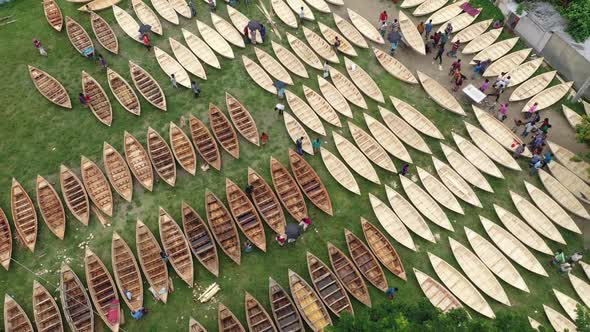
[0,0,586,330]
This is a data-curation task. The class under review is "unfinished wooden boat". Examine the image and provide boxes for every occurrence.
[90,11,118,54]
[84,247,120,331]
[329,66,368,109]
[494,204,553,255]
[225,178,266,251]
[80,156,113,217]
[247,168,286,235]
[111,232,144,312]
[209,14,244,50]
[283,113,313,155]
[60,264,94,332]
[169,122,197,175]
[303,85,341,127]
[544,305,577,332]
[189,318,207,332]
[554,289,580,321]
[413,0,449,16]
[417,71,465,115]
[124,131,154,191]
[285,0,314,20]
[289,149,333,215]
[379,106,432,154]
[242,55,276,94]
[244,292,277,332]
[136,220,169,303]
[480,216,548,277]
[451,133,504,178]
[317,76,353,118]
[427,0,467,24]
[473,105,531,157]
[416,166,464,215]
[385,185,436,242]
[582,261,590,280]
[347,8,384,44]
[182,29,220,70]
[147,127,176,186]
[452,19,492,43]
[398,11,426,54]
[285,90,326,136]
[521,81,573,112]
[78,0,122,11]
[151,0,179,24]
[28,66,71,109]
[399,176,453,231]
[363,113,412,163]
[570,274,590,308]
[65,16,94,55]
[81,71,112,126]
[32,280,63,332]
[428,253,495,318]
[549,140,590,183]
[344,57,384,103]
[181,202,218,277]
[509,70,557,101]
[432,156,482,208]
[303,26,339,63]
[205,191,241,265]
[271,41,309,79]
[465,122,521,171]
[35,175,66,240]
[59,165,90,226]
[563,104,583,129]
[484,48,532,77]
[154,46,191,88]
[320,147,360,195]
[106,68,140,116]
[440,143,493,193]
[159,208,193,286]
[4,294,33,332]
[471,37,520,64]
[218,303,245,332]
[372,48,417,84]
[286,33,323,71]
[369,194,416,251]
[349,122,396,172]
[189,115,221,170]
[304,0,330,11]
[227,6,262,43]
[549,161,590,204]
[401,0,425,7]
[436,10,480,33]
[306,252,354,316]
[10,179,37,252]
[270,157,308,220]
[539,169,590,219]
[0,208,11,270]
[333,13,368,49]
[103,142,133,202]
[209,104,240,159]
[318,22,356,57]
[326,243,371,307]
[462,28,503,54]
[413,268,462,312]
[113,5,142,45]
[509,191,565,244]
[225,93,259,146]
[169,0,190,18]
[169,38,207,80]
[344,230,388,291]
[333,131,380,185]
[132,0,162,35]
[268,277,305,332]
[390,96,444,139]
[524,181,581,234]
[43,0,63,31]
[271,0,298,28]
[288,270,332,331]
[254,47,293,85]
[129,60,167,111]
[360,218,406,280]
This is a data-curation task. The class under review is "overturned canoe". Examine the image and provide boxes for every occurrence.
[509,70,556,102]
[255,47,293,85]
[333,131,380,184]
[345,57,384,103]
[431,156,482,209]
[205,191,241,265]
[347,8,384,44]
[417,71,465,115]
[462,28,503,54]
[43,0,63,31]
[10,179,37,252]
[169,38,207,80]
[159,208,193,286]
[327,242,372,307]
[286,33,323,71]
[369,194,416,251]
[36,175,66,240]
[65,16,94,56]
[549,140,590,183]
[509,191,566,244]
[524,181,581,234]
[271,41,309,78]
[189,115,221,170]
[306,252,354,317]
[303,85,341,127]
[132,0,162,35]
[413,268,462,312]
[289,149,333,215]
[268,277,305,332]
[147,127,176,186]
[136,220,169,303]
[103,142,133,202]
[169,122,197,175]
[181,202,219,277]
[427,0,468,25]
[379,106,432,154]
[218,303,246,332]
[84,247,120,331]
[451,19,492,43]
[81,155,113,216]
[285,0,314,20]
[288,269,332,331]
[32,280,63,332]
[226,93,259,146]
[451,133,504,178]
[539,169,590,219]
[90,11,118,54]
[318,22,357,57]
[248,168,287,235]
[209,103,239,159]
[0,209,11,270]
[28,66,71,109]
[413,0,449,16]
[349,121,396,173]
[303,26,339,63]
[361,218,406,280]
[399,11,426,54]
[333,13,368,48]
[111,232,144,312]
[465,122,521,171]
[520,81,573,112]
[154,46,191,88]
[548,161,590,204]
[364,113,412,163]
[329,66,368,109]
[283,113,313,155]
[484,48,532,77]
[390,96,444,139]
[270,157,308,220]
[227,6,262,43]
[562,104,583,129]
[317,76,353,118]
[416,166,464,215]
[124,131,154,191]
[182,28,221,69]
[285,90,326,136]
[345,230,388,291]
[385,185,435,242]
[440,143,494,193]
[544,304,577,332]
[60,165,90,225]
[373,48,418,84]
[106,68,140,116]
[244,292,278,332]
[81,70,112,126]
[113,5,142,44]
[271,0,298,28]
[320,147,360,195]
[399,175,454,231]
[151,0,178,24]
[470,37,520,64]
[493,204,553,255]
[243,55,276,94]
[226,178,266,251]
[129,61,167,111]
[472,105,531,158]
[60,264,94,332]
[210,13,244,49]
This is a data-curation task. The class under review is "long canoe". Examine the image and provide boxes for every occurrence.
[318,22,357,57]
[462,28,503,54]
[106,68,140,116]
[60,264,94,332]
[440,143,493,193]
[544,305,577,332]
[112,5,142,44]
[218,303,246,332]
[210,13,244,49]
[111,232,144,312]
[317,76,353,118]
[399,11,426,55]
[344,57,384,103]
[509,191,566,244]
[226,93,259,145]
[413,0,449,16]
[426,0,468,25]
[169,0,191,18]
[304,0,330,12]
[60,165,90,225]
[243,55,276,94]
[349,122,396,173]
[247,168,286,234]
[369,194,415,251]
[225,178,266,251]
[286,33,323,71]
[493,204,553,255]
[271,0,298,28]
[465,122,521,171]
[361,218,406,280]
[385,185,436,242]
[303,85,341,127]
[169,38,207,80]
[43,0,63,31]
[81,155,114,216]
[472,105,532,157]
[159,208,194,286]
[484,49,532,77]
[379,106,432,154]
[524,181,581,234]
[169,122,197,175]
[364,113,413,163]
[399,176,454,231]
[289,149,333,215]
[347,8,384,44]
[470,37,519,64]
[0,208,12,270]
[268,277,305,332]
[205,191,241,265]
[549,140,590,183]
[132,0,162,35]
[271,41,309,78]
[124,131,154,191]
[103,142,133,202]
[539,169,590,219]
[129,61,167,111]
[255,47,293,85]
[151,0,178,24]
[417,71,465,115]
[181,202,219,277]
[436,10,480,33]
[244,292,277,332]
[270,157,308,220]
[390,96,444,139]
[78,0,122,11]
[283,113,313,155]
[548,161,590,204]
[451,133,504,178]
[416,166,464,214]
[32,280,63,332]
[90,11,118,54]
[329,66,368,109]
[4,295,33,332]
[303,26,339,64]
[333,131,380,185]
[154,46,191,88]
[36,175,66,240]
[327,243,372,307]
[189,318,207,332]
[288,270,332,331]
[65,16,94,56]
[209,103,240,159]
[562,104,583,129]
[431,156,482,208]
[451,19,492,43]
[189,115,222,170]
[28,66,71,109]
[285,90,326,136]
[81,71,112,126]
[333,13,368,48]
[227,6,262,43]
[182,28,221,69]
[520,82,573,113]
[320,147,360,195]
[306,252,354,317]
[84,248,120,331]
[136,220,169,303]
[509,70,556,101]
[10,179,37,252]
[570,274,590,308]
[413,268,462,312]
[401,0,426,8]
[285,0,314,20]
[372,48,418,84]
[505,57,545,87]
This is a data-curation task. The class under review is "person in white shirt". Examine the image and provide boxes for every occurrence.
[275,103,285,115]
[299,7,305,23]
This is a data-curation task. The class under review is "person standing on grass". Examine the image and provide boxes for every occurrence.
[190,81,201,98]
[323,61,330,78]
[433,44,444,69]
[79,93,90,108]
[417,21,425,35]
[568,252,583,266]
[188,0,196,17]
[170,74,177,88]
[208,0,216,11]
[33,38,47,56]
[513,144,526,158]
[400,164,409,176]
[332,36,341,53]
[425,19,433,39]
[295,137,305,156]
[497,102,508,121]
[312,138,321,154]
[97,54,107,70]
[260,132,269,147]
[299,217,311,231]
[386,287,398,300]
[379,10,388,25]
[275,103,285,115]
[299,7,305,24]
[142,34,151,51]
[446,39,460,57]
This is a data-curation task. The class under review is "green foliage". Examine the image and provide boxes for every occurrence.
[575,115,590,144]
[576,304,590,331]
[563,0,590,42]
[516,2,529,15]
[469,0,505,21]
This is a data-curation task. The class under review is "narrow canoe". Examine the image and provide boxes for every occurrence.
[470,37,520,64]
[32,280,64,332]
[347,8,384,44]
[112,5,142,44]
[306,252,354,317]
[549,140,590,183]
[159,208,194,286]
[440,143,493,192]
[132,0,162,35]
[327,243,372,307]
[401,0,426,8]
[283,113,313,155]
[205,191,241,265]
[361,218,406,280]
[413,0,449,16]
[451,133,504,178]
[289,149,333,215]
[543,305,577,332]
[28,66,71,109]
[304,0,330,12]
[182,28,221,69]
[248,168,286,234]
[65,16,93,56]
[270,157,308,220]
[524,181,581,233]
[329,66,368,109]
[462,28,503,54]
[154,46,191,88]
[399,11,426,55]
[369,194,416,251]
[349,121,397,172]
[539,169,590,219]
[509,191,566,244]
[480,216,548,277]
[0,208,11,270]
[169,38,207,80]
[271,41,309,78]
[436,10,480,33]
[570,274,590,308]
[147,127,176,186]
[333,131,380,184]
[210,13,244,49]
[60,264,94,332]
[493,204,553,255]
[81,71,112,126]
[451,19,492,43]
[465,122,521,171]
[390,96,444,139]
[189,318,207,332]
[385,185,436,242]
[60,165,90,226]
[244,292,278,332]
[103,142,133,201]
[189,115,221,170]
[285,90,326,135]
[78,0,122,11]
[302,26,339,63]
[345,230,389,292]
[562,104,583,129]
[427,0,467,24]
[226,93,259,145]
[303,85,341,127]
[428,252,495,318]
[268,277,305,332]
[583,261,590,280]
[84,248,120,331]
[218,303,246,332]
[484,48,532,77]
[242,55,276,94]
[288,270,332,331]
[520,82,573,112]
[333,13,368,48]
[227,6,262,43]
[417,71,465,115]
[151,0,179,24]
[286,33,323,71]
[111,232,144,312]
[43,0,63,31]
[209,103,240,159]
[129,61,167,111]
[285,0,314,20]
[509,70,557,101]
[136,220,169,303]
[320,147,361,195]
[379,106,432,154]
[80,155,113,216]
[344,57,384,103]
[364,113,413,163]
[372,48,418,84]
[181,202,219,277]
[90,11,118,54]
[225,178,266,251]
[11,179,38,252]
[4,295,33,332]
[318,22,357,57]
[413,268,462,312]
[317,76,353,118]
[472,105,531,158]
[106,68,140,116]
[255,47,293,85]
[169,122,197,175]
[399,176,454,231]
[549,161,590,203]
[36,175,66,240]
[271,0,298,28]
[416,166,464,215]
[124,131,154,191]
[169,0,190,18]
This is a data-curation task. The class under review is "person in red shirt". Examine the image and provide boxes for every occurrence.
[260,132,269,147]
[142,34,151,51]
[379,11,388,25]
[446,40,460,57]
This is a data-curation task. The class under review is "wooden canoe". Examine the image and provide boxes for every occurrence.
[103,142,133,202]
[549,140,590,183]
[59,165,90,226]
[303,26,339,63]
[345,230,388,291]
[159,208,194,286]
[413,0,449,16]
[413,268,462,312]
[318,22,357,57]
[286,33,323,71]
[436,10,480,33]
[90,11,118,54]
[271,0,298,28]
[106,68,140,116]
[227,6,262,43]
[563,104,583,129]
[399,175,454,231]
[347,8,384,44]
[465,122,521,171]
[169,0,190,18]
[247,168,286,235]
[285,0,314,20]
[210,13,244,49]
[448,237,510,306]
[470,37,520,64]
[306,252,354,316]
[549,161,590,203]
[521,81,573,112]
[182,28,221,69]
[124,131,154,191]
[78,0,122,11]
[440,143,493,193]
[544,304,577,332]
[361,218,406,280]
[304,0,330,11]
[329,66,368,109]
[390,96,444,139]
[428,252,495,318]
[539,169,590,219]
[36,175,66,240]
[360,121,409,171]
[154,46,191,88]
[344,57,384,103]
[401,0,425,7]
[60,264,94,332]
[472,105,531,158]
[270,157,308,220]
[480,216,548,277]
[327,243,372,307]
[427,0,467,24]
[111,232,144,312]
[385,185,436,242]
[189,318,207,332]
[379,106,432,154]
[10,179,37,252]
[32,280,63,332]
[372,47,418,84]
[283,113,313,155]
[462,28,503,54]
[81,71,112,126]
[451,19,492,43]
[242,55,276,94]
[147,127,176,186]
[399,11,426,55]
[28,66,71,109]
[268,277,305,332]
[509,70,557,101]
[209,103,240,159]
[84,247,120,331]
[303,85,341,127]
[255,47,293,85]
[369,194,416,251]
[570,274,590,308]
[226,93,259,145]
[132,0,162,35]
[451,133,504,178]
[0,208,11,270]
[169,38,206,80]
[509,58,545,86]
[205,191,241,265]
[582,261,590,281]
[493,204,553,255]
[189,115,221,170]
[43,0,63,31]
[218,303,246,332]
[417,71,465,115]
[349,121,397,172]
[289,149,333,215]
[509,191,566,244]
[65,16,94,56]
[484,48,532,77]
[4,295,33,332]
[285,90,326,135]
[112,5,141,44]
[151,0,178,24]
[129,61,166,111]
[288,270,332,331]
[271,41,309,78]
[136,220,169,303]
[320,147,361,195]
[524,181,581,234]
[317,76,353,118]
[169,122,197,175]
[244,292,278,332]
[333,131,380,184]
[333,13,368,48]
[80,155,113,216]
[464,226,529,292]
[225,178,266,251]
[181,202,218,277]
[416,166,464,214]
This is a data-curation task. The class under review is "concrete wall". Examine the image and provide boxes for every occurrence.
[513,15,552,52]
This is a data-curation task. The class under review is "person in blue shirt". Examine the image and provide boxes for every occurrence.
[424,19,433,39]
[386,287,398,300]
